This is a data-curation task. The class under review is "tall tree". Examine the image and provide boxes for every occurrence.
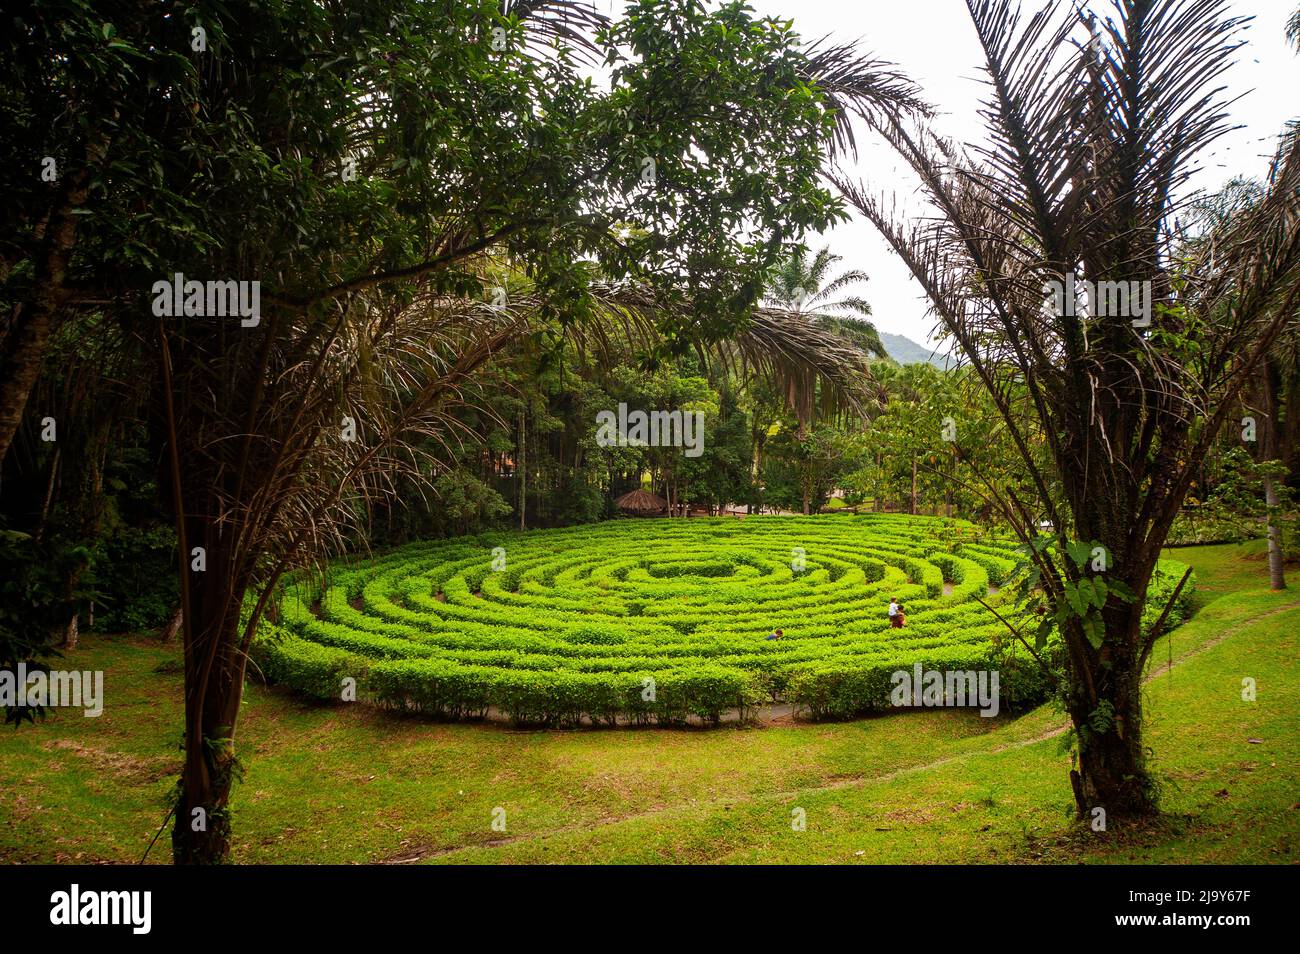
[1189,177,1295,590]
[841,0,1300,820]
[767,246,874,319]
[5,0,913,864]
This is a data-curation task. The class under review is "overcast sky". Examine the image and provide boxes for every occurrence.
[595,0,1299,348]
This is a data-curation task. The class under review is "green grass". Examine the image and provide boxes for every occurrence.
[1,540,1294,864]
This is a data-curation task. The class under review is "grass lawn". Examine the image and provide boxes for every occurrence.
[1,540,1295,864]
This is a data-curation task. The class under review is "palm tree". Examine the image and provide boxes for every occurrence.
[769,246,883,340]
[841,0,1300,820]
[765,246,887,439]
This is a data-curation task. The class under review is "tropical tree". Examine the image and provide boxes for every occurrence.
[0,0,921,864]
[766,245,870,317]
[1186,177,1295,589]
[765,245,886,361]
[841,0,1300,820]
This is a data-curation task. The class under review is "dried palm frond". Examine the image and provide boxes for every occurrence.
[800,35,932,158]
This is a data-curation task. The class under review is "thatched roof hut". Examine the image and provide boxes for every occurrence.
[615,489,668,516]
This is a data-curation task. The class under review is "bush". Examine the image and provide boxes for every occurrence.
[254,515,1193,726]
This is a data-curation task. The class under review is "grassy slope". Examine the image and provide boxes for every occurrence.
[0,540,1294,864]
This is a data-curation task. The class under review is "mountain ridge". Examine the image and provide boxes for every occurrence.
[877,331,953,369]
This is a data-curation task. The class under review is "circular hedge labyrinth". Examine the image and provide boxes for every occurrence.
[256,515,1189,726]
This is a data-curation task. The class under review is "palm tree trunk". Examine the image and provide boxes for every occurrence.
[170,528,254,865]
[1067,601,1158,819]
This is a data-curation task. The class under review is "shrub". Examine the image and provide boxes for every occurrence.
[254,515,1193,726]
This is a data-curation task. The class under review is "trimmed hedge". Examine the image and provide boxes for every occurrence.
[251,515,1194,726]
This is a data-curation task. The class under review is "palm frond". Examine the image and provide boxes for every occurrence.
[554,282,875,424]
[816,270,871,300]
[799,35,932,158]
[827,295,875,320]
[507,0,608,64]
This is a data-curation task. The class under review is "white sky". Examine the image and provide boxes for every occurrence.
[593,1,1299,346]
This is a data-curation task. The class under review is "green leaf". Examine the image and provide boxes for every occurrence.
[1035,617,1054,651]
[1108,579,1137,603]
[1082,614,1104,649]
[1063,581,1085,616]
[1065,539,1092,567]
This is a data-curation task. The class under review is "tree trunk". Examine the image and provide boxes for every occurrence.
[1264,474,1286,590]
[171,565,250,865]
[1260,360,1287,590]
[0,129,111,463]
[1059,568,1161,821]
[161,605,184,643]
[517,408,526,531]
[910,458,918,515]
[1066,640,1154,819]
[61,560,90,649]
[33,447,61,545]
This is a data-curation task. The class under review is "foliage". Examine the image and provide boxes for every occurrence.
[256,515,1192,726]
[1170,449,1297,550]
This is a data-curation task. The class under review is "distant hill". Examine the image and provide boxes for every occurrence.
[878,332,955,369]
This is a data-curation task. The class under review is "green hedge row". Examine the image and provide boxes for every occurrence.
[251,516,1194,726]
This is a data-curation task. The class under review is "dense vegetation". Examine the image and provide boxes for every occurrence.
[256,515,1193,726]
[1,541,1287,866]
[1,0,1296,864]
